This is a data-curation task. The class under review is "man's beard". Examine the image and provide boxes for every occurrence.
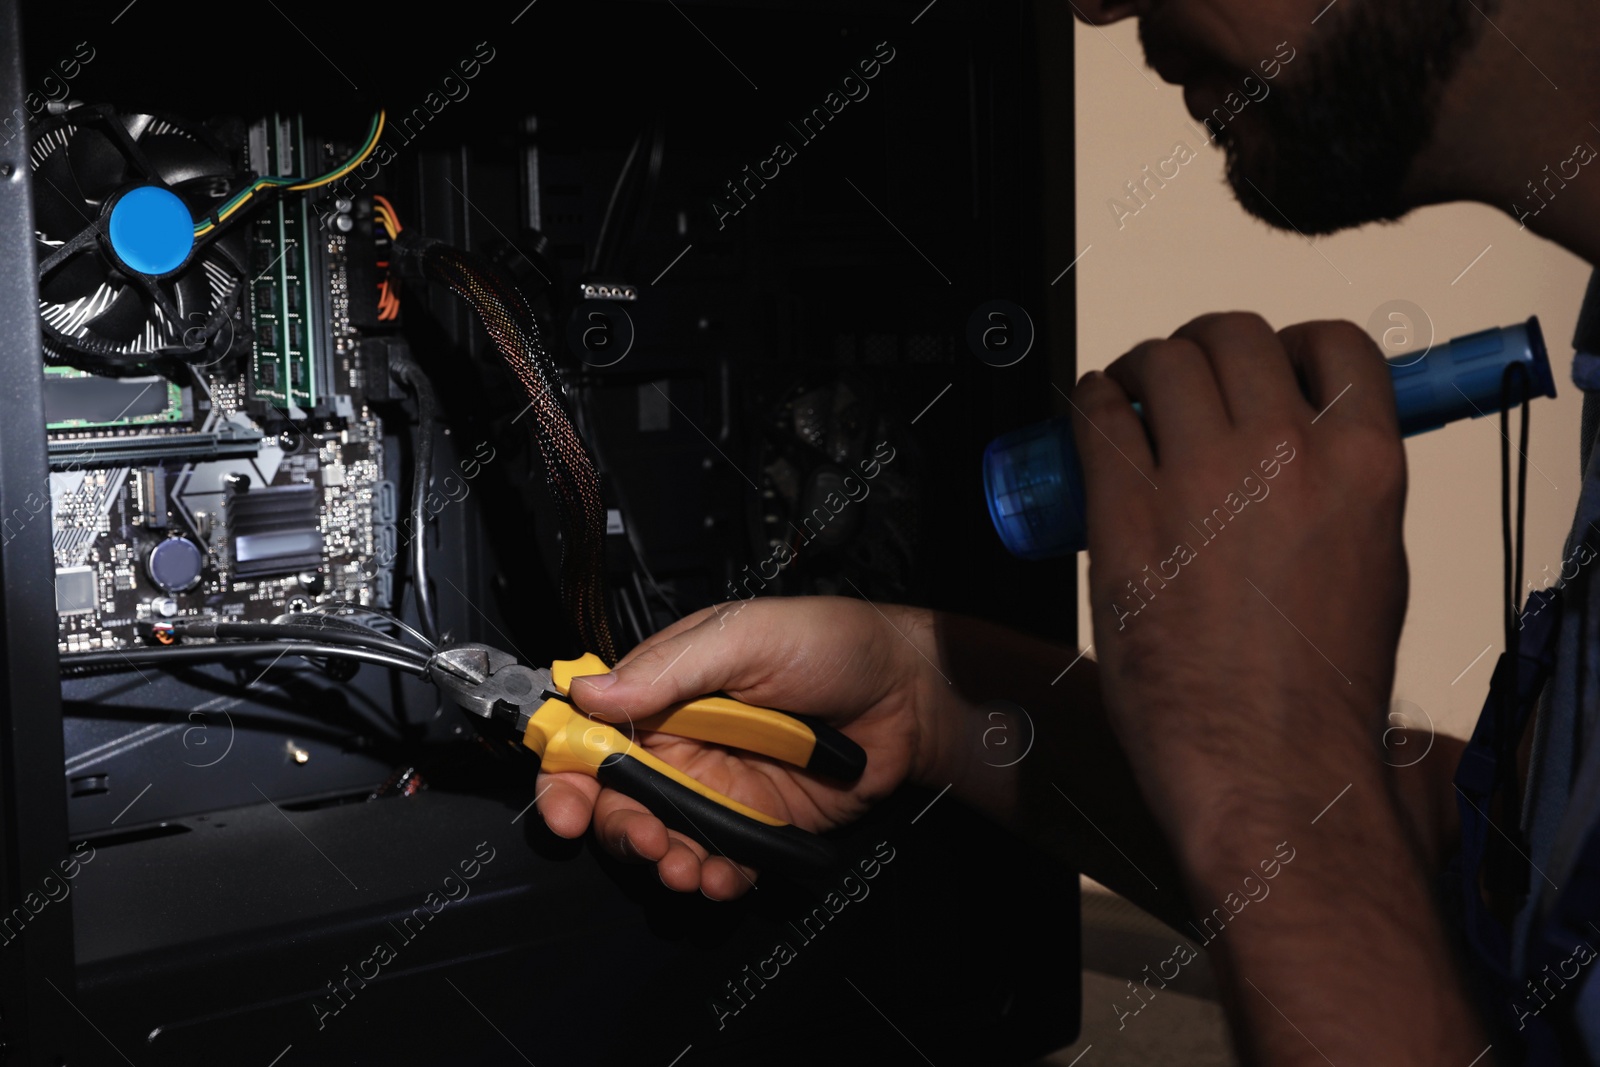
[1189,1,1487,236]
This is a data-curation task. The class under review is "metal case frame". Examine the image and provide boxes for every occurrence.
[0,1,1079,1061]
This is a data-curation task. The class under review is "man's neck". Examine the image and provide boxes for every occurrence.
[1520,171,1600,269]
[1405,0,1600,267]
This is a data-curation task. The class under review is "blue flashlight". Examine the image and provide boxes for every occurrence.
[984,317,1555,560]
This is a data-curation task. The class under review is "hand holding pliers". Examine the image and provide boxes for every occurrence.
[431,645,867,875]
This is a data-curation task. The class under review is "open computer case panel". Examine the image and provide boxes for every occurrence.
[1,1,1081,1064]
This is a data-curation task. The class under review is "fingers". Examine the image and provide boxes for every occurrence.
[541,774,760,899]
[654,839,757,898]
[1277,320,1397,433]
[1087,314,1389,448]
[1070,371,1160,554]
[701,855,761,900]
[589,786,759,899]
[595,796,672,863]
[1101,335,1229,456]
[534,770,601,839]
[1170,312,1310,425]
[1069,370,1155,479]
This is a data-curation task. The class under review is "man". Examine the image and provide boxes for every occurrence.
[535,1,1600,1062]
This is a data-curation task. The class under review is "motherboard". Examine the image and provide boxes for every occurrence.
[35,108,398,652]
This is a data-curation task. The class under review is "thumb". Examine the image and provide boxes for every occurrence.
[567,623,731,722]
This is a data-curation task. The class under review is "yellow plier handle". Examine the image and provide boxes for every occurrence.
[523,654,867,874]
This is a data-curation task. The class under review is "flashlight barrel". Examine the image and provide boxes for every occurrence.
[983,317,1555,561]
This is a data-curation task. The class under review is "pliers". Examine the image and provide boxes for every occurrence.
[430,645,867,875]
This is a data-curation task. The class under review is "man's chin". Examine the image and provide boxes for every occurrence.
[1218,138,1295,230]
[1225,170,1308,233]
[1219,132,1406,237]
[1165,90,1363,233]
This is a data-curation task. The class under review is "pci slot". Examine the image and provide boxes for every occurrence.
[48,426,264,469]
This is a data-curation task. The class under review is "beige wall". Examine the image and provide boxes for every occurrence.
[1072,20,1593,740]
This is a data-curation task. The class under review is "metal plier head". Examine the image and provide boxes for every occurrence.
[430,643,553,730]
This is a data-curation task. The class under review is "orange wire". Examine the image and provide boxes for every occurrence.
[373,194,401,226]
[377,279,399,320]
[372,195,402,319]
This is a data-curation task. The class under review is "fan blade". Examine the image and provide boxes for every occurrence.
[85,284,152,346]
[66,126,130,204]
[168,263,210,323]
[208,230,249,276]
[32,143,94,241]
[39,250,109,305]
[140,132,230,187]
[121,114,155,142]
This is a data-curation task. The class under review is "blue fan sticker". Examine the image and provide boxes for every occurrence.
[107,185,193,276]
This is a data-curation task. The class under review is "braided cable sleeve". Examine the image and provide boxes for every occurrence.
[410,240,616,665]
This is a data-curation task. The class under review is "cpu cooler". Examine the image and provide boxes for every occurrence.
[32,106,247,367]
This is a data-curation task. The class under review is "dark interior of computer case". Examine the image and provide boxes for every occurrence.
[3,2,1081,1063]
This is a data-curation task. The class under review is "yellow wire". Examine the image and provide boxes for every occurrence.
[373,204,398,240]
[288,110,387,191]
[372,194,402,238]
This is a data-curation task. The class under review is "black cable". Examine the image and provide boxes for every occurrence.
[629,123,666,271]
[1491,362,1533,900]
[298,602,438,652]
[631,570,655,632]
[616,581,647,650]
[638,570,681,619]
[588,131,642,276]
[388,352,442,643]
[1517,371,1530,640]
[172,620,429,666]
[588,131,636,275]
[587,120,665,277]
[59,642,430,677]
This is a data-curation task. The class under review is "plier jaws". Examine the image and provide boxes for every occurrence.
[430,643,553,730]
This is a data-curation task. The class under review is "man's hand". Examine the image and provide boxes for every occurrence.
[533,592,1201,927]
[1073,312,1487,1066]
[534,596,939,899]
[1074,311,1409,853]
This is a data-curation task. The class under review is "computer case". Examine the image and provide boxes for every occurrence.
[0,1,1081,1063]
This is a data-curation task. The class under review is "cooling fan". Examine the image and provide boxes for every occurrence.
[750,376,919,600]
[32,106,248,366]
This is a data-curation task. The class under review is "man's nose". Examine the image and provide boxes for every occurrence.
[1070,0,1137,26]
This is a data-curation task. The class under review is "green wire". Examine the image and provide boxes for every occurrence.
[192,111,384,237]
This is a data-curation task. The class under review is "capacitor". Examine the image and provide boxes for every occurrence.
[146,537,204,594]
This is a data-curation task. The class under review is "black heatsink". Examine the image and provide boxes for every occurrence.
[226,482,324,579]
